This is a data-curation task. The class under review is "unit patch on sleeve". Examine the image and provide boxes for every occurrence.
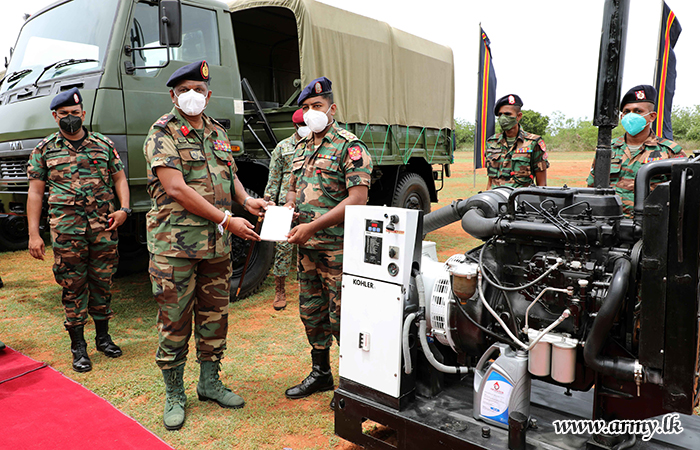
[348,145,362,161]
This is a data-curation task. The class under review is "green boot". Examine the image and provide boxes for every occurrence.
[197,361,245,409]
[162,365,186,431]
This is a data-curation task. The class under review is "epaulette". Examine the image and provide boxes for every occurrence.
[91,132,115,148]
[336,127,359,142]
[657,137,684,154]
[37,132,60,150]
[521,131,541,141]
[153,114,175,129]
[486,133,502,143]
[209,116,226,130]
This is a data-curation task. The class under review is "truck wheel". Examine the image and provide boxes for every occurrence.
[0,216,29,251]
[392,173,431,214]
[229,189,274,301]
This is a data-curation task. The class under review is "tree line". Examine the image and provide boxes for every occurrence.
[455,106,700,152]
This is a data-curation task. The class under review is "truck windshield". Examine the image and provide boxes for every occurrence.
[1,0,119,94]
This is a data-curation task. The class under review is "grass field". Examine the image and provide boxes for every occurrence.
[0,151,618,449]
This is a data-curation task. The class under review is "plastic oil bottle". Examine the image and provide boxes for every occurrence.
[473,342,531,429]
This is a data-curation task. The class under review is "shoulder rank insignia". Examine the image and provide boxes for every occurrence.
[154,114,173,128]
[113,148,120,160]
[348,145,362,161]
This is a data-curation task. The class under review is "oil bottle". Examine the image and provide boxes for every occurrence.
[473,342,531,429]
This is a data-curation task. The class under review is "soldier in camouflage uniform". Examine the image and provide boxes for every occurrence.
[27,88,129,373]
[587,84,685,218]
[263,108,309,311]
[485,94,548,189]
[283,77,373,404]
[144,61,269,431]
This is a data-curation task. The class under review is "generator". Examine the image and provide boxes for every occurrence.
[334,157,700,449]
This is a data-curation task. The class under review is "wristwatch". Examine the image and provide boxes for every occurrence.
[119,207,132,217]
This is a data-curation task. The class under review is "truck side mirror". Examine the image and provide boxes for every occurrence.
[159,0,182,47]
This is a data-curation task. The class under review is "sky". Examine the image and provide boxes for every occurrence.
[1,0,698,123]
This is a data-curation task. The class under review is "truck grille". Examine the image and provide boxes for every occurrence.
[0,156,29,188]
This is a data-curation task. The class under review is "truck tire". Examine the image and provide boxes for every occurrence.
[0,216,29,251]
[392,173,431,214]
[229,188,274,301]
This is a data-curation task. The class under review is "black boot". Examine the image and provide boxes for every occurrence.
[67,326,92,372]
[95,320,122,358]
[285,348,334,399]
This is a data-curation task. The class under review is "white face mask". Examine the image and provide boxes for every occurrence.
[303,104,332,133]
[174,89,207,116]
[297,126,311,138]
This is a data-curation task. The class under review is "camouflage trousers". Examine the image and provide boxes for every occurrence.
[51,227,118,329]
[297,246,343,349]
[148,253,231,370]
[273,241,294,277]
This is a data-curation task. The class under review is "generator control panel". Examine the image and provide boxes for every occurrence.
[343,205,422,287]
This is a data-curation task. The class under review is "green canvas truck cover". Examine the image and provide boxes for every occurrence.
[228,0,455,130]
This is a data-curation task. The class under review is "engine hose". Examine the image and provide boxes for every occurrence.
[414,270,470,375]
[583,258,642,382]
[422,199,471,235]
[402,312,416,374]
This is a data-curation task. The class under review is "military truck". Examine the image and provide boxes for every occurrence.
[0,0,455,298]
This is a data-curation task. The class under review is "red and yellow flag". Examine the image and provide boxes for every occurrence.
[474,27,497,170]
[653,2,681,140]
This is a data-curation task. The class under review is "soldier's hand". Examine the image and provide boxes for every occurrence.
[28,235,45,260]
[107,210,127,231]
[227,217,261,241]
[287,223,315,245]
[244,197,271,217]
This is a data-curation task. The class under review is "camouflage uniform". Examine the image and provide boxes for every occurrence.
[586,133,685,217]
[27,131,122,329]
[264,134,298,277]
[485,127,549,188]
[290,122,373,349]
[144,108,236,370]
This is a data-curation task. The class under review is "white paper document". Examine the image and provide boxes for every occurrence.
[259,206,294,242]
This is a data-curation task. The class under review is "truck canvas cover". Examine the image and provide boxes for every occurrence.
[228,0,455,130]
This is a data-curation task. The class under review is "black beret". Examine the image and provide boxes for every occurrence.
[620,85,656,109]
[494,94,523,115]
[298,76,332,105]
[166,60,210,88]
[50,87,82,110]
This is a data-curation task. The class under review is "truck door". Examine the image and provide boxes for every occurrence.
[120,1,238,187]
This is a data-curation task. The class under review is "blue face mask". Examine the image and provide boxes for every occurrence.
[621,112,650,136]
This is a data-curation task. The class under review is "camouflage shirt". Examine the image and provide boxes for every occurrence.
[143,108,236,259]
[586,133,685,217]
[264,133,298,205]
[290,122,373,250]
[485,127,549,188]
[27,130,123,234]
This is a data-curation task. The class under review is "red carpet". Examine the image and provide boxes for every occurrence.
[0,347,174,450]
